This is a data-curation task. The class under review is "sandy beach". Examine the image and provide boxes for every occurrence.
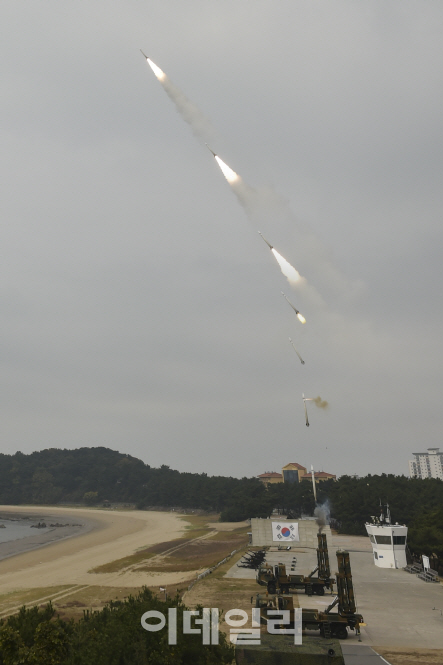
[0,506,189,594]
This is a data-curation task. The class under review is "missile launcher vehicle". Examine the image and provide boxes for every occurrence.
[256,532,334,595]
[254,549,364,640]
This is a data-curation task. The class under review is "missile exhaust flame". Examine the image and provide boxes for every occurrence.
[214,156,240,184]
[146,58,166,81]
[289,337,305,365]
[142,55,216,143]
[257,232,305,289]
[281,291,306,323]
[271,248,305,287]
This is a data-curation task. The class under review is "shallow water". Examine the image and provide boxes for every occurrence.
[0,518,52,544]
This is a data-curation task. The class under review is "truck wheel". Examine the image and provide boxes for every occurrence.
[267,582,276,594]
[316,586,325,596]
[333,626,348,640]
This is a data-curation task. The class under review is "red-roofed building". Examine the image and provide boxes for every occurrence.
[301,471,336,483]
[257,472,283,485]
[258,466,336,486]
[282,463,307,484]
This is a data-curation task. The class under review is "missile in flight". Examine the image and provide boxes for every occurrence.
[205,143,217,157]
[289,337,305,365]
[258,231,273,250]
[140,50,149,59]
[281,291,306,324]
[303,393,310,427]
[311,464,317,502]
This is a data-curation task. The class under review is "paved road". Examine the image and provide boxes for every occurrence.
[342,644,392,664]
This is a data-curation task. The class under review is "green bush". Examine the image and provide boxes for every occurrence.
[83,491,99,506]
[0,589,234,665]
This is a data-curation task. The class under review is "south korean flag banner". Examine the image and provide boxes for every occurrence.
[272,522,299,542]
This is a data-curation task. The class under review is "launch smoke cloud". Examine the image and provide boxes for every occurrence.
[314,500,331,533]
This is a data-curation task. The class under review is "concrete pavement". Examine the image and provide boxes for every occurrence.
[225,533,443,650]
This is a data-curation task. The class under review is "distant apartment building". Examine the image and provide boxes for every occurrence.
[409,447,443,480]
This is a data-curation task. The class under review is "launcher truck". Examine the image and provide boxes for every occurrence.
[254,549,364,639]
[256,532,334,595]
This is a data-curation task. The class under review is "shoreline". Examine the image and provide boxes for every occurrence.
[0,507,99,562]
[0,506,189,593]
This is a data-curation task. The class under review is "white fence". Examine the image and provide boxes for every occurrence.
[187,549,240,591]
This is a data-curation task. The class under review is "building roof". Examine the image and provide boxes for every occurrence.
[413,449,441,455]
[282,463,306,471]
[258,472,283,478]
[301,471,336,479]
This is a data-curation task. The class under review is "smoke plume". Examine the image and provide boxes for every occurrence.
[313,396,328,409]
[314,500,331,533]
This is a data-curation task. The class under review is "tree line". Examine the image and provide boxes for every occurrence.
[0,447,442,559]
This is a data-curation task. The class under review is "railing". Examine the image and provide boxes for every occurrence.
[187,549,240,591]
[404,563,440,582]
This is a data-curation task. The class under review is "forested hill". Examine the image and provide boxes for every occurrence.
[0,448,442,553]
[0,447,145,506]
[0,447,263,514]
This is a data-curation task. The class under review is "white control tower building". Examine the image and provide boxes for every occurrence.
[365,505,408,569]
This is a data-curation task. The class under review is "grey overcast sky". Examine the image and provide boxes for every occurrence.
[2,2,442,478]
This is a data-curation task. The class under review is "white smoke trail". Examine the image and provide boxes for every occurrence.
[211,157,357,301]
[145,60,311,294]
[213,157,309,290]
[146,58,217,144]
[145,57,358,302]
